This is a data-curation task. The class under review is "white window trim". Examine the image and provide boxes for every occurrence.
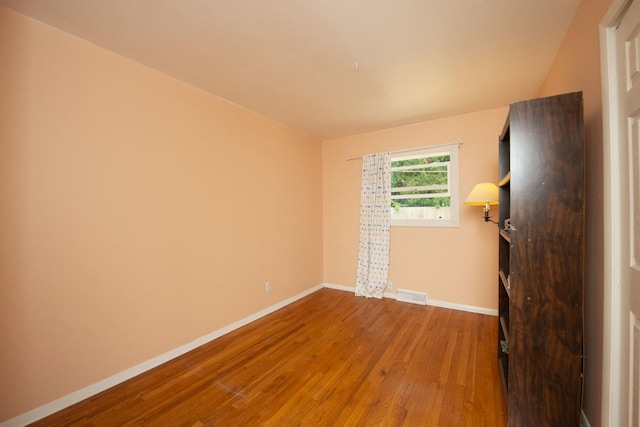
[389,143,460,228]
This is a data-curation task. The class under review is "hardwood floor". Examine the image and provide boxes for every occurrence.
[30,288,507,426]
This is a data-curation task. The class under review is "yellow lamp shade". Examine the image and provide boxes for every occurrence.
[464,182,499,206]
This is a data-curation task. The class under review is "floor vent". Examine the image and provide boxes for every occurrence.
[395,288,428,305]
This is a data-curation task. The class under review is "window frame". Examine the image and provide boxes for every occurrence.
[389,143,460,228]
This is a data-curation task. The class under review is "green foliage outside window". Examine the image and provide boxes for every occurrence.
[391,154,450,209]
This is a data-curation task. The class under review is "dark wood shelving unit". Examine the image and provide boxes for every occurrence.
[497,92,585,427]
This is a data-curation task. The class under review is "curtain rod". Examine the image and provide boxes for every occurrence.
[345,141,463,161]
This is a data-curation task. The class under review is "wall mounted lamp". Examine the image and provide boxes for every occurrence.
[464,182,499,223]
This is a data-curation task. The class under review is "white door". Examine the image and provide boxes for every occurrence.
[602,0,640,425]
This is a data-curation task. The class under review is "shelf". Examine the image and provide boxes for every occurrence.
[499,270,510,298]
[498,356,508,399]
[499,117,510,142]
[498,171,511,187]
[500,316,510,343]
[496,92,585,426]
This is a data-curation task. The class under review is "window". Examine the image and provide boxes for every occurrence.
[390,143,460,227]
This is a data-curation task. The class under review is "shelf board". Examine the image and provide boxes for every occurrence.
[498,171,511,187]
[498,357,508,400]
[499,117,510,142]
[499,229,511,243]
[500,316,510,343]
[499,270,511,298]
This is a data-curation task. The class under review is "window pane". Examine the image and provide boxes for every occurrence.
[391,153,451,215]
[390,206,451,220]
[389,144,459,227]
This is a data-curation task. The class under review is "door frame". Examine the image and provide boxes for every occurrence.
[600,0,633,425]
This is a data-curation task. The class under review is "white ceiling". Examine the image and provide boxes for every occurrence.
[0,0,581,140]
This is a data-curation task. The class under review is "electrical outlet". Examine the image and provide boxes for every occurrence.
[387,281,393,290]
[265,281,271,293]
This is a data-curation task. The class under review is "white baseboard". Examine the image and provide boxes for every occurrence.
[0,284,324,427]
[323,283,397,300]
[427,298,498,316]
[323,283,498,316]
[323,282,354,293]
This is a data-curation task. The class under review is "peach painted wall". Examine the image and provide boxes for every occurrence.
[536,0,613,424]
[323,107,507,310]
[0,7,322,422]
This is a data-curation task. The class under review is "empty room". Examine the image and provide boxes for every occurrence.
[0,0,633,426]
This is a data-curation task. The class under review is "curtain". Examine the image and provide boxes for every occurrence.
[355,152,391,299]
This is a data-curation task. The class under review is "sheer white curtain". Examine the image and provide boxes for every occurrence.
[355,152,391,299]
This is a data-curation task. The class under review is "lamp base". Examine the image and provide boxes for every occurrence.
[483,207,498,224]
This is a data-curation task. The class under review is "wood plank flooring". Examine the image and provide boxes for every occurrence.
[30,288,507,426]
